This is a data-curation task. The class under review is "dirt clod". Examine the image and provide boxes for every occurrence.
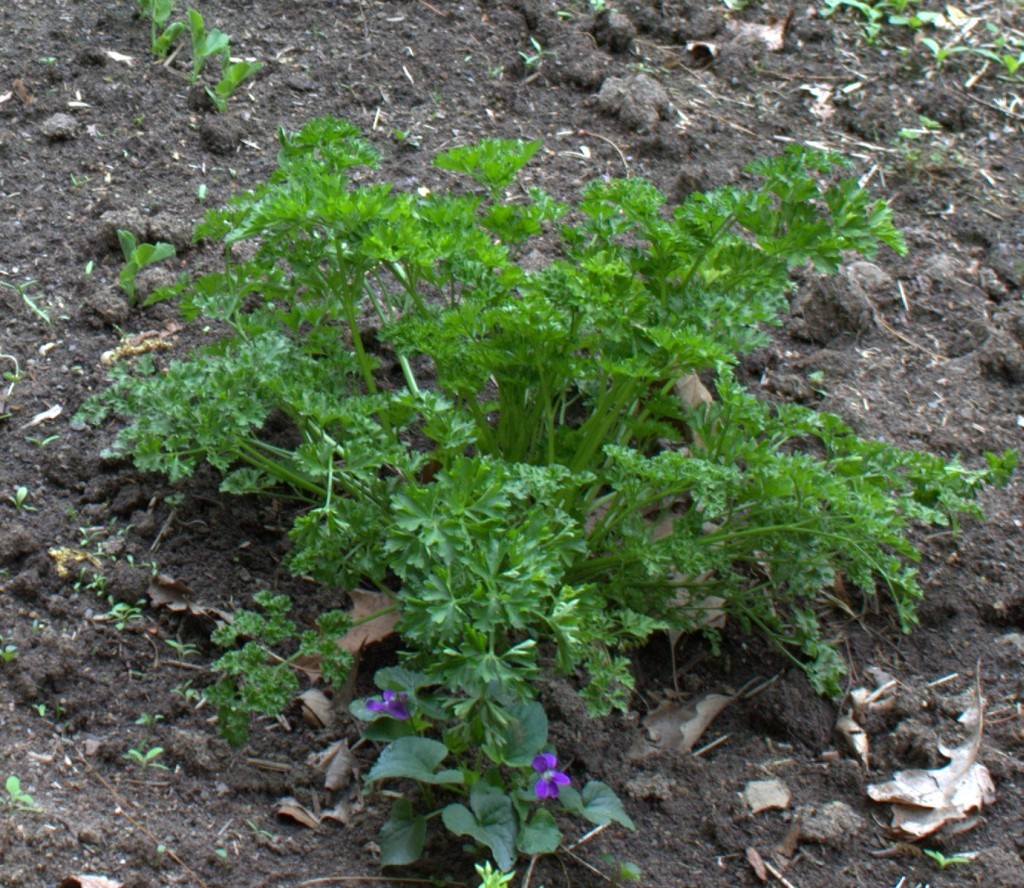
[596,73,671,133]
[797,801,867,848]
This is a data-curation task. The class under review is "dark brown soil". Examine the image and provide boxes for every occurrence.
[2,1,1023,886]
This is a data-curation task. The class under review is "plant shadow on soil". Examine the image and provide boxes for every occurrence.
[1,0,1023,885]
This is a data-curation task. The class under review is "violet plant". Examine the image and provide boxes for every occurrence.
[352,669,632,869]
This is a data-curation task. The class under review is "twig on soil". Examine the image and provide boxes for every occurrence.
[521,854,540,888]
[562,848,615,883]
[76,752,210,887]
[692,733,731,757]
[952,85,1024,122]
[762,857,800,888]
[298,878,463,886]
[578,129,630,176]
[926,672,960,687]
[413,0,449,16]
[568,822,610,851]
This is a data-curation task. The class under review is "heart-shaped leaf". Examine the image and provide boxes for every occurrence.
[367,737,463,785]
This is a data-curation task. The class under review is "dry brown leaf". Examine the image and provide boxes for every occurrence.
[100,331,175,366]
[836,713,869,768]
[57,878,123,888]
[742,778,791,814]
[675,373,714,410]
[299,689,334,728]
[746,846,769,882]
[48,547,102,579]
[320,798,363,826]
[147,573,233,623]
[336,588,399,653]
[726,12,792,51]
[13,78,34,104]
[275,797,320,829]
[634,691,736,757]
[866,678,994,839]
[307,739,360,792]
[22,403,62,429]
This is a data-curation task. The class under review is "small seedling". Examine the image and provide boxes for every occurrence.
[124,743,168,771]
[474,861,515,888]
[116,230,176,307]
[165,638,200,659]
[135,712,165,732]
[25,434,60,448]
[3,776,38,813]
[137,0,186,58]
[172,681,202,704]
[207,56,263,112]
[8,486,36,512]
[0,279,49,324]
[187,8,230,81]
[519,37,553,71]
[601,854,642,884]
[98,598,144,630]
[32,704,47,717]
[0,639,18,663]
[923,849,976,870]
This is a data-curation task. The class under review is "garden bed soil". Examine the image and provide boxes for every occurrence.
[1,0,1023,885]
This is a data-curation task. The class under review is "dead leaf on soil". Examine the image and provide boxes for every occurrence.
[742,778,791,814]
[308,739,359,792]
[22,403,62,429]
[102,50,134,65]
[57,877,123,888]
[299,688,334,728]
[100,329,176,366]
[48,546,102,579]
[800,83,835,122]
[146,573,233,623]
[675,373,714,410]
[836,713,870,768]
[866,676,994,840]
[320,798,363,825]
[630,690,736,758]
[837,667,898,769]
[745,846,769,881]
[726,11,793,51]
[275,797,321,830]
[336,588,399,653]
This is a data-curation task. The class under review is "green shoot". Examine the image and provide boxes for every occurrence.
[7,486,36,512]
[187,8,230,82]
[3,776,38,813]
[206,56,263,112]
[923,849,976,870]
[123,744,168,771]
[116,230,177,307]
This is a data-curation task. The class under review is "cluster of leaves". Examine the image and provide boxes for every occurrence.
[134,1,262,110]
[821,0,1024,77]
[352,670,632,868]
[82,116,1012,868]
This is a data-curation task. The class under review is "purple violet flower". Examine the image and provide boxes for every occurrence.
[532,752,571,800]
[365,689,410,720]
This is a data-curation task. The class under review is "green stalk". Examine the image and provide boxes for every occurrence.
[676,211,737,300]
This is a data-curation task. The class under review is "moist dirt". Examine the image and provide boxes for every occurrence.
[1,0,1023,886]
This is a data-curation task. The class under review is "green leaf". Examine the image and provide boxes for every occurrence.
[366,737,464,785]
[434,138,540,192]
[380,798,427,866]
[441,783,517,872]
[517,807,561,855]
[491,701,547,767]
[559,781,634,829]
[116,229,137,261]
